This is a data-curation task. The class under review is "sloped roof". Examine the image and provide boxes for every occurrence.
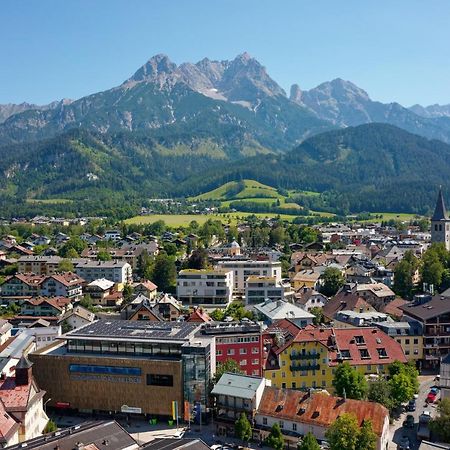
[323,290,375,319]
[254,300,314,321]
[87,278,114,290]
[258,388,388,437]
[432,188,448,221]
[211,373,265,399]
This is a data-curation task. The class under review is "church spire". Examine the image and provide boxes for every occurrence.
[432,187,448,221]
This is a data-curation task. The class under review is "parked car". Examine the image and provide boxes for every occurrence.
[426,391,437,403]
[397,436,410,450]
[430,387,439,395]
[403,415,415,428]
[407,399,416,411]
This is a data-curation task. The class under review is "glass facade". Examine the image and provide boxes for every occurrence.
[69,364,141,376]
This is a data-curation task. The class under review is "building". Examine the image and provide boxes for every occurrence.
[29,321,213,418]
[104,230,121,241]
[176,269,233,308]
[294,287,328,312]
[74,260,132,284]
[291,268,323,291]
[322,288,376,322]
[84,278,116,306]
[264,325,407,391]
[254,299,314,327]
[0,355,48,442]
[245,276,292,305]
[141,438,211,450]
[0,274,45,298]
[14,320,62,350]
[431,188,450,251]
[20,297,72,317]
[215,260,282,295]
[0,399,19,447]
[3,420,139,450]
[39,272,84,299]
[211,372,269,433]
[355,283,396,310]
[400,294,450,368]
[133,280,158,300]
[200,322,263,376]
[255,388,389,450]
[17,256,62,276]
[439,353,450,400]
[58,306,96,331]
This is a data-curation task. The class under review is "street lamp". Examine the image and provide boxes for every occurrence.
[44,398,52,415]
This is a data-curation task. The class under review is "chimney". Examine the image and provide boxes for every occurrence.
[343,388,347,402]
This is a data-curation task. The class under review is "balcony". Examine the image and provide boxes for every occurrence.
[290,364,320,372]
[290,352,319,361]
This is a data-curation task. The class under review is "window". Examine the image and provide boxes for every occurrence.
[252,359,259,365]
[263,417,267,425]
[279,421,284,428]
[354,335,365,345]
[413,339,419,345]
[282,372,286,378]
[359,348,370,359]
[405,339,410,345]
[69,364,141,376]
[367,364,372,371]
[292,423,297,431]
[322,369,325,375]
[405,350,410,355]
[146,374,173,386]
[292,382,296,389]
[341,349,351,359]
[272,372,276,378]
[414,349,419,355]
[216,350,222,356]
[282,360,286,366]
[281,383,286,389]
[227,349,235,355]
[252,347,259,354]
[240,348,247,354]
[240,360,247,366]
[377,348,388,358]
[322,380,326,387]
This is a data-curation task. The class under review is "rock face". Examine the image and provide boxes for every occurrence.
[289,84,302,104]
[409,103,450,118]
[0,100,68,123]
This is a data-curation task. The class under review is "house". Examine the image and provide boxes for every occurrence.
[58,305,96,331]
[400,294,450,368]
[177,269,234,308]
[200,322,263,376]
[133,280,158,300]
[294,287,328,312]
[0,274,45,298]
[39,272,84,299]
[186,307,212,323]
[104,230,121,241]
[254,299,315,327]
[15,319,61,350]
[255,388,389,450]
[127,297,163,322]
[322,288,376,322]
[0,355,48,442]
[0,320,12,347]
[245,276,292,305]
[20,297,72,317]
[84,278,115,306]
[264,325,407,391]
[355,283,396,310]
[0,398,19,447]
[291,268,323,291]
[3,420,139,450]
[211,372,270,434]
[150,294,182,321]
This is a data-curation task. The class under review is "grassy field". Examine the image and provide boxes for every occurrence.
[125,212,300,227]
[371,212,421,221]
[26,198,73,204]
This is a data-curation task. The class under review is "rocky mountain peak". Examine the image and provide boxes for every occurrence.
[289,84,303,104]
[127,54,178,86]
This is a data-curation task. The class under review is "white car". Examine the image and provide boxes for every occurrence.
[173,430,185,439]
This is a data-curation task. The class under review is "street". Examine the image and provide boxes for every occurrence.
[389,376,439,450]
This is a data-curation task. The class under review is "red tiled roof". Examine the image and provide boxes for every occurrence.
[186,308,211,322]
[46,272,84,287]
[0,398,19,442]
[5,274,45,287]
[258,387,388,436]
[322,291,374,319]
[382,298,408,318]
[134,280,158,291]
[24,296,71,310]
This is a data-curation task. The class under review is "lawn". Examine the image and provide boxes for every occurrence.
[26,198,73,204]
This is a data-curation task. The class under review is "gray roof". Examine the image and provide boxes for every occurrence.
[432,188,448,221]
[401,295,450,320]
[211,372,265,399]
[74,259,130,269]
[254,299,315,321]
[141,438,210,450]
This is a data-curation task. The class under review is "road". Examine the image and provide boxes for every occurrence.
[389,375,439,450]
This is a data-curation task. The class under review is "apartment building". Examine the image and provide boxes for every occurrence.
[73,260,132,284]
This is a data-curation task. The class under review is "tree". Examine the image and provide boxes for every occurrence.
[320,267,345,297]
[213,359,243,383]
[151,253,176,293]
[58,259,74,272]
[44,419,58,433]
[235,412,252,443]
[356,420,377,450]
[389,373,415,407]
[429,398,450,442]
[332,362,368,400]
[388,361,419,393]
[97,250,112,261]
[310,307,324,325]
[325,413,359,450]
[297,432,320,450]
[367,377,394,410]
[188,248,209,270]
[298,226,318,244]
[210,308,226,321]
[80,294,93,310]
[393,250,418,299]
[265,423,285,450]
[59,236,86,258]
[122,284,134,303]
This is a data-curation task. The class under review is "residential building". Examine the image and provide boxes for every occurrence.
[58,306,96,331]
[133,280,158,300]
[0,399,19,447]
[291,268,323,291]
[322,288,376,322]
[264,325,406,391]
[294,287,328,312]
[0,320,12,346]
[104,230,121,241]
[177,269,233,308]
[215,260,282,295]
[20,297,72,317]
[74,260,132,284]
[186,307,212,323]
[0,274,45,297]
[211,372,269,433]
[255,388,389,450]
[355,283,396,309]
[17,256,62,276]
[3,420,139,450]
[14,320,61,350]
[39,272,84,299]
[254,299,315,327]
[126,297,163,322]
[245,276,292,305]
[30,321,213,418]
[200,322,263,376]
[440,353,450,400]
[334,310,390,327]
[400,294,450,368]
[84,278,115,306]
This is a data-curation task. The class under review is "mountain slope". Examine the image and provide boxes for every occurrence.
[290,78,450,143]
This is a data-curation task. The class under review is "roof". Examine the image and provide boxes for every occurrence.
[23,296,71,311]
[187,308,211,323]
[59,306,95,323]
[254,300,315,321]
[400,295,450,320]
[322,290,375,319]
[15,355,32,370]
[133,280,158,291]
[3,420,138,450]
[141,438,210,450]
[211,373,265,399]
[87,278,115,290]
[45,272,84,287]
[257,388,388,437]
[381,297,409,318]
[74,260,130,269]
[64,320,200,343]
[356,283,395,299]
[3,273,45,287]
[0,375,43,411]
[432,188,448,221]
[0,399,19,444]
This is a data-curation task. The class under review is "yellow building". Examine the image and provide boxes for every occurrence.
[264,325,407,391]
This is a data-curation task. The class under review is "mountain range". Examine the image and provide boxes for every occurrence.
[1,52,450,217]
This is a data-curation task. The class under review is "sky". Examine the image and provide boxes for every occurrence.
[1,0,450,106]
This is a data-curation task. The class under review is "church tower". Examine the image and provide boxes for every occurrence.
[431,188,450,250]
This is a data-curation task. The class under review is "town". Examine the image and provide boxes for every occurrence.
[0,190,448,450]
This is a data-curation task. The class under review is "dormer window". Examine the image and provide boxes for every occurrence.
[354,335,365,345]
[359,348,370,359]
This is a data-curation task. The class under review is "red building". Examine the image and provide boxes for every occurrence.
[200,322,263,376]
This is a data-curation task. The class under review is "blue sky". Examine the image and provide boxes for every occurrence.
[1,0,450,106]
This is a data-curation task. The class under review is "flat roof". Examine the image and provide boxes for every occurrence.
[64,320,200,343]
